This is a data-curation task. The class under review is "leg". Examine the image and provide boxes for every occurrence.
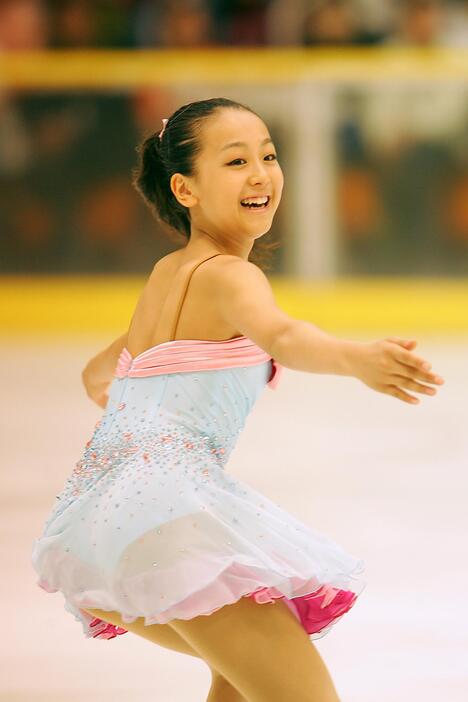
[168,595,341,702]
[206,673,249,702]
[81,608,246,702]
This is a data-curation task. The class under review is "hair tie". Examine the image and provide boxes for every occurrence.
[159,118,168,140]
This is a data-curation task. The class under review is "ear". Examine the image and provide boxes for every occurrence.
[170,173,198,208]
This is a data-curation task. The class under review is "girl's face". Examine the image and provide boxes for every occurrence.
[172,108,284,243]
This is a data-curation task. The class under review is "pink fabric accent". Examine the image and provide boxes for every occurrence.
[115,335,283,389]
[249,584,358,636]
[268,358,283,389]
[88,616,128,640]
[79,583,357,640]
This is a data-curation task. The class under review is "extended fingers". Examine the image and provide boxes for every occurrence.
[384,350,445,404]
[389,359,444,401]
[387,384,421,404]
[393,361,444,385]
[378,339,445,404]
[395,349,443,377]
[396,348,432,371]
[389,373,437,398]
[389,349,444,386]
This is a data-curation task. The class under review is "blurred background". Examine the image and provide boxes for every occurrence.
[1,1,467,701]
[2,0,468,279]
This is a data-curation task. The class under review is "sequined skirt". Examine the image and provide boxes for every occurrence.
[32,420,366,641]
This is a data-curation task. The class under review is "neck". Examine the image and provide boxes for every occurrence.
[185,227,254,261]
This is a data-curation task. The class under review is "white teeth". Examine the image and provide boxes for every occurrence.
[240,196,269,206]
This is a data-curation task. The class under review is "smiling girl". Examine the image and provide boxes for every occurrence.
[32,97,444,702]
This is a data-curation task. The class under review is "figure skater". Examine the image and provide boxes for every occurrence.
[32,97,444,702]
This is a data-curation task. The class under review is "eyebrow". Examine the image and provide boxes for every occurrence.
[220,137,274,152]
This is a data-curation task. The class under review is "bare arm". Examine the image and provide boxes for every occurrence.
[209,258,444,404]
[270,320,358,376]
[80,260,162,406]
[81,331,129,408]
[82,331,129,384]
[210,257,357,376]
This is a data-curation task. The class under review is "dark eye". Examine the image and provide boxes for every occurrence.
[228,154,277,166]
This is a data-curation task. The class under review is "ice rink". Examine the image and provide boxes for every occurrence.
[2,333,466,701]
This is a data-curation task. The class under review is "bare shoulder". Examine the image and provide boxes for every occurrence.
[146,251,186,290]
[203,253,267,279]
[203,254,294,357]
[203,253,271,286]
[150,250,183,273]
[202,254,274,304]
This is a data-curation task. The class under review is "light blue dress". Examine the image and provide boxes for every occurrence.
[32,254,366,641]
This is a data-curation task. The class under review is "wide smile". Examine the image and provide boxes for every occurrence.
[239,195,272,213]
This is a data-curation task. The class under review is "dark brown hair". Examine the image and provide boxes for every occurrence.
[132,97,280,272]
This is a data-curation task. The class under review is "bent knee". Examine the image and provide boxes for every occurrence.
[169,595,340,702]
[169,596,311,670]
[174,593,305,643]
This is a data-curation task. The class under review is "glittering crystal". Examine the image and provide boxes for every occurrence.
[32,359,366,647]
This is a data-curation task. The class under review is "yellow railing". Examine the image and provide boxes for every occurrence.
[1,276,467,335]
[2,47,468,88]
[2,48,467,335]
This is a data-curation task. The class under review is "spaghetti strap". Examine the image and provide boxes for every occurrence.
[169,253,225,341]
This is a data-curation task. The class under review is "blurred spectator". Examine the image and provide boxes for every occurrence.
[442,170,468,248]
[303,0,358,45]
[134,0,214,47]
[385,0,446,46]
[2,0,468,50]
[96,0,138,48]
[48,0,136,48]
[439,0,468,47]
[162,0,213,46]
[0,0,48,50]
[0,92,144,272]
[266,0,389,46]
[131,86,181,138]
[350,0,394,38]
[335,83,468,274]
[49,0,97,47]
[0,93,31,176]
[265,0,310,45]
[302,0,389,46]
[209,0,272,45]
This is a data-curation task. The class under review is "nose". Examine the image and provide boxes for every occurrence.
[248,161,270,185]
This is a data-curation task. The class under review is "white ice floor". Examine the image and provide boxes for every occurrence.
[1,334,467,701]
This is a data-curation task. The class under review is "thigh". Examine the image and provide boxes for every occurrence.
[82,608,247,700]
[81,607,200,658]
[168,595,341,702]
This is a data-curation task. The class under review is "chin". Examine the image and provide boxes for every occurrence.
[253,225,272,238]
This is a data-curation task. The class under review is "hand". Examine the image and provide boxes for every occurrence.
[82,369,110,409]
[351,336,445,404]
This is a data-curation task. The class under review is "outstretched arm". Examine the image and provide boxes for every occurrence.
[209,257,360,376]
[208,258,444,405]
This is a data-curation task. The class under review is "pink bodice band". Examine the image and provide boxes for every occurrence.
[114,335,283,389]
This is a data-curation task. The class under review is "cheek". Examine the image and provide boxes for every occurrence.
[276,166,284,187]
[204,192,238,222]
[275,172,284,198]
[220,179,243,210]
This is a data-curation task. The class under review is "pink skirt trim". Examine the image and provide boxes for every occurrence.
[249,584,358,634]
[79,583,357,640]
